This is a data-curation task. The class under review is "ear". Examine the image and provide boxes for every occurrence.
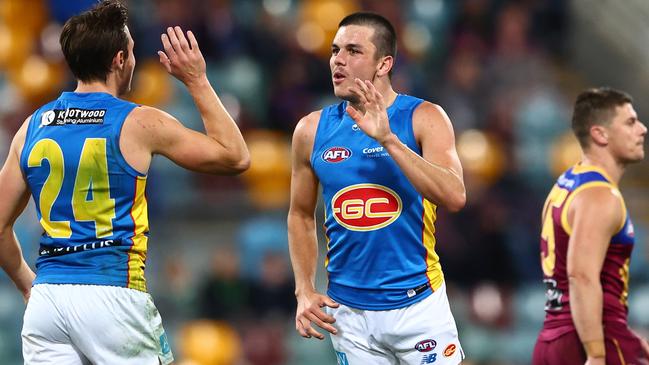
[590,125,609,146]
[376,55,394,78]
[112,50,126,71]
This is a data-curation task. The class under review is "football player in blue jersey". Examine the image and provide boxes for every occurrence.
[288,12,466,365]
[0,1,248,364]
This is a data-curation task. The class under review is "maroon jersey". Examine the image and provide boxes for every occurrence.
[539,164,635,335]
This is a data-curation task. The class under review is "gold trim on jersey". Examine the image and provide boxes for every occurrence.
[612,337,627,365]
[560,181,626,235]
[127,176,148,292]
[422,198,444,290]
[571,163,617,187]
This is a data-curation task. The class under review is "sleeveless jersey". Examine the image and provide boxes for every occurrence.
[311,94,444,310]
[539,164,634,335]
[20,92,149,292]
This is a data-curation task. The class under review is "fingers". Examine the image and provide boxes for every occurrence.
[305,310,338,336]
[322,296,340,308]
[165,27,182,55]
[187,30,201,53]
[160,33,176,60]
[157,51,172,73]
[365,80,385,107]
[173,26,191,52]
[350,78,386,111]
[346,105,362,123]
[352,78,371,104]
[296,316,326,340]
[295,294,339,340]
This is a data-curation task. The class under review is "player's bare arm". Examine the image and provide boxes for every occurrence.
[288,111,339,340]
[0,119,36,303]
[121,26,249,175]
[347,78,466,211]
[567,186,623,364]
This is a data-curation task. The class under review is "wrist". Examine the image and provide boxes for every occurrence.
[295,285,316,298]
[184,75,210,90]
[16,261,34,293]
[583,339,605,358]
[378,132,399,148]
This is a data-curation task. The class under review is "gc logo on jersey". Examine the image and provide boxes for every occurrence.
[443,344,457,357]
[331,183,402,231]
[322,147,352,163]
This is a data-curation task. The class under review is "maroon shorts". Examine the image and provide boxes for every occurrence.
[532,324,649,365]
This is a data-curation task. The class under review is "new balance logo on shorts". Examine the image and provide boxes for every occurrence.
[335,351,349,365]
[420,353,437,364]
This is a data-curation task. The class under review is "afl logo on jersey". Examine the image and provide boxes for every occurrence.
[331,183,402,231]
[415,339,437,352]
[322,147,352,163]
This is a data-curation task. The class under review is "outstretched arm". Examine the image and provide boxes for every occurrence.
[346,79,465,211]
[287,112,338,340]
[567,186,623,364]
[122,26,249,175]
[0,120,36,303]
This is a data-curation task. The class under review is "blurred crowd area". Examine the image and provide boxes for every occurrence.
[1,0,649,364]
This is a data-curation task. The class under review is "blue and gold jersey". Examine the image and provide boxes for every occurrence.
[312,94,443,310]
[20,92,149,292]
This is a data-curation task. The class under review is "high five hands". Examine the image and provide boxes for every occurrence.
[346,78,394,145]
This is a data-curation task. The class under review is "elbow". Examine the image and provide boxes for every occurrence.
[230,153,251,174]
[207,150,250,175]
[444,190,466,213]
[567,270,597,288]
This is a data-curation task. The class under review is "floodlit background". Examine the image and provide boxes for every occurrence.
[1,0,648,364]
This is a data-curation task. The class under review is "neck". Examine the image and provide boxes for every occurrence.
[581,149,625,184]
[74,77,119,96]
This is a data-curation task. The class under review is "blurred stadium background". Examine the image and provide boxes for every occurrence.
[1,0,648,364]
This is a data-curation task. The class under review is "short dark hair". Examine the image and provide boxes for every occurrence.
[339,12,397,75]
[572,87,633,148]
[60,0,129,83]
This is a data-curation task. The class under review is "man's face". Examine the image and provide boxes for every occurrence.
[605,103,647,163]
[330,25,380,102]
[118,26,136,96]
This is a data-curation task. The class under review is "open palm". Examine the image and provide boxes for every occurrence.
[346,79,392,143]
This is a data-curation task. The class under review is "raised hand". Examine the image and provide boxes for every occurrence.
[346,78,393,144]
[158,26,206,85]
[295,290,339,340]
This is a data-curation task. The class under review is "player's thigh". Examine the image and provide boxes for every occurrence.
[390,285,464,365]
[532,331,585,365]
[22,284,90,365]
[327,304,395,365]
[64,285,173,365]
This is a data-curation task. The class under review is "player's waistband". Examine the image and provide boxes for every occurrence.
[39,238,124,257]
[327,281,433,310]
